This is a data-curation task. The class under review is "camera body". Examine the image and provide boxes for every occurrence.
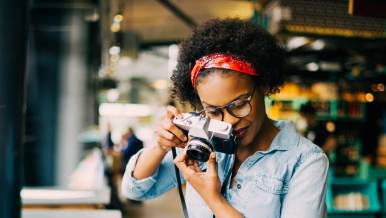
[173,112,238,162]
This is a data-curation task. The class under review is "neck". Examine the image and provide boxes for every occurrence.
[236,117,279,162]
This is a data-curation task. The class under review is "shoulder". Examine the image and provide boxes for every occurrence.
[275,120,325,156]
[295,135,326,162]
[274,120,328,174]
[287,135,329,184]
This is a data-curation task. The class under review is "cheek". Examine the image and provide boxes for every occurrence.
[252,96,266,121]
[247,102,266,124]
[244,104,266,136]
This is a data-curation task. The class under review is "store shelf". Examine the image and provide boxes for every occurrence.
[327,178,380,215]
[266,98,366,121]
[328,215,376,218]
[381,180,386,213]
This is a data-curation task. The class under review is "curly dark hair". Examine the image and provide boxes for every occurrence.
[170,18,286,110]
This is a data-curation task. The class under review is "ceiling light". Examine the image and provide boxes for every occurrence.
[287,37,309,50]
[365,93,374,102]
[377,83,385,92]
[109,46,121,56]
[311,39,325,50]
[113,14,124,23]
[326,121,336,133]
[372,83,385,92]
[110,23,121,32]
[306,62,319,71]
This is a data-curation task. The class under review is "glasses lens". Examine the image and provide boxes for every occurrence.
[229,100,251,118]
[203,108,223,120]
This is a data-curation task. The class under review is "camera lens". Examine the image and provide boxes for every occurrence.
[186,138,213,162]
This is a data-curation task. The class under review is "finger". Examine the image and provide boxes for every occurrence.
[161,119,187,142]
[193,161,200,169]
[206,152,217,177]
[174,150,195,179]
[156,127,182,146]
[189,163,202,173]
[186,158,195,166]
[174,148,188,163]
[186,159,200,167]
[164,106,186,142]
[156,136,177,149]
[185,158,202,172]
[178,142,187,148]
[165,105,180,120]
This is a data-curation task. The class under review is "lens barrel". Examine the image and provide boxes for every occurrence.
[186,138,213,162]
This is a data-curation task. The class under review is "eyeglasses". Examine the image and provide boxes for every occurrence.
[201,86,256,121]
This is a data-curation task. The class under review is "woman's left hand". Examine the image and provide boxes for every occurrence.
[174,149,222,204]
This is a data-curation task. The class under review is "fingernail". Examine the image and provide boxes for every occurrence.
[183,136,188,141]
[211,153,216,159]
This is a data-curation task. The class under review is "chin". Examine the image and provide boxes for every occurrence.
[236,125,259,149]
[237,136,253,148]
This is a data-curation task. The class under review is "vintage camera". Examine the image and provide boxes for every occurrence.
[173,112,239,162]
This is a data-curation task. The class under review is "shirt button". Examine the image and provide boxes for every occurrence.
[237,184,242,189]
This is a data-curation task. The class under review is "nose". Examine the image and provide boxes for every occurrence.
[222,110,241,126]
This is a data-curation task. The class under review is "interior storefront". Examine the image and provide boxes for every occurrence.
[1,0,386,218]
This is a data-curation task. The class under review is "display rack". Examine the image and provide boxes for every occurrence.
[326,178,380,218]
[333,137,362,177]
[381,180,386,215]
[266,98,366,122]
[266,96,366,178]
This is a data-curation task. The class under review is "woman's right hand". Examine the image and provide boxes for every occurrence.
[155,105,188,152]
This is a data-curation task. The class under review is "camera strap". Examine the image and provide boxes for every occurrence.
[213,167,232,218]
[172,146,233,218]
[171,147,190,218]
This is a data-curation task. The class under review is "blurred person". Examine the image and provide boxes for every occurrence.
[102,123,114,149]
[101,123,124,210]
[120,127,144,172]
[299,103,337,154]
[120,127,144,205]
[122,18,328,218]
[102,123,121,175]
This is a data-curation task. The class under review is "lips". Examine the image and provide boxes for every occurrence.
[234,126,248,138]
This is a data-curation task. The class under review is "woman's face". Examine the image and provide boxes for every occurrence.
[195,70,267,148]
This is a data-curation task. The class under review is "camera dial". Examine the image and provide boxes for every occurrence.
[173,112,237,162]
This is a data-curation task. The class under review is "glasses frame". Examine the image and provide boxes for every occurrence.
[200,86,256,121]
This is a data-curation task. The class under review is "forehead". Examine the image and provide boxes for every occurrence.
[195,70,254,106]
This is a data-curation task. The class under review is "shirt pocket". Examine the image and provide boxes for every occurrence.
[239,173,288,208]
[254,174,287,195]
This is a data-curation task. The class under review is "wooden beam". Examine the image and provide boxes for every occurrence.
[348,0,386,19]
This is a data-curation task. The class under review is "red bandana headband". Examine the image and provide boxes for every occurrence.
[190,53,258,87]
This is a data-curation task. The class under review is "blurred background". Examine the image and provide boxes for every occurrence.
[1,0,386,218]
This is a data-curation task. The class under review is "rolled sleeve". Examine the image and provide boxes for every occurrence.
[281,152,329,218]
[121,149,160,199]
[121,148,182,201]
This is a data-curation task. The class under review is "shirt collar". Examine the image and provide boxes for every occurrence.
[231,121,300,170]
[259,120,299,154]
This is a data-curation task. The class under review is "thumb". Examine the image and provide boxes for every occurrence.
[206,152,217,176]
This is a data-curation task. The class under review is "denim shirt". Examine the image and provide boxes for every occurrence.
[122,121,329,218]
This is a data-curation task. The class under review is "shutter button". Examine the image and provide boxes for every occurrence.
[237,184,241,189]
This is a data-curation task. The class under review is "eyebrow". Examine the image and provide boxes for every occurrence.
[201,92,250,108]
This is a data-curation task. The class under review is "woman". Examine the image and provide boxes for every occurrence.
[122,18,329,218]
